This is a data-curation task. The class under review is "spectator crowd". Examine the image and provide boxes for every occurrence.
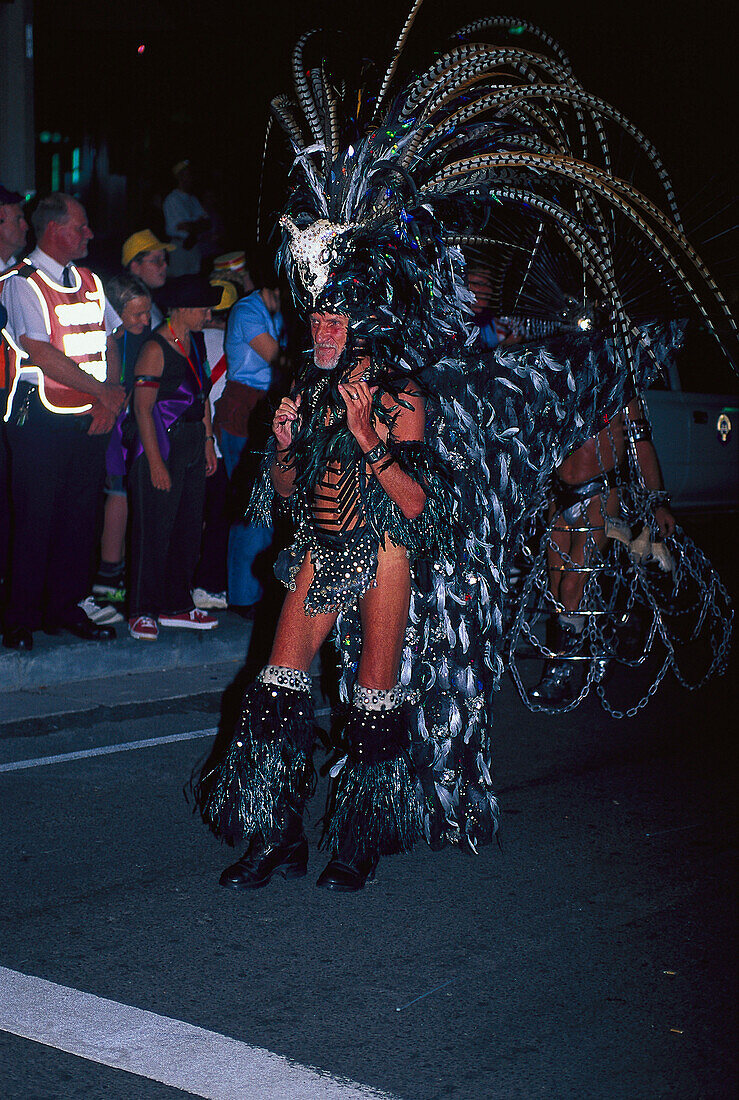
[0,165,289,651]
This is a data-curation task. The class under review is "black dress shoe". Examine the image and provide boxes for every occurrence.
[316,853,377,892]
[219,835,308,889]
[51,612,116,641]
[2,627,33,651]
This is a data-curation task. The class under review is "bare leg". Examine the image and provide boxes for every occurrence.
[357,539,411,689]
[210,549,335,890]
[100,494,128,565]
[317,538,418,890]
[558,489,617,612]
[269,550,338,672]
[534,489,619,705]
[546,501,571,607]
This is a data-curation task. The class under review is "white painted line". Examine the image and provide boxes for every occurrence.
[1,709,332,775]
[0,728,217,774]
[0,967,397,1100]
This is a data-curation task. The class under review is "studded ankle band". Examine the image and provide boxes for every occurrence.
[258,665,312,693]
[353,683,405,712]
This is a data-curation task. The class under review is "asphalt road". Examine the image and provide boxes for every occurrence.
[0,518,736,1099]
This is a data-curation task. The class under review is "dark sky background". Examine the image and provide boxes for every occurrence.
[33,0,737,265]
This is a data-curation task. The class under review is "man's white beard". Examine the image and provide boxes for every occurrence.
[313,348,341,371]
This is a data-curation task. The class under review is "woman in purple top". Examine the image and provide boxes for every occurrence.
[127,275,220,640]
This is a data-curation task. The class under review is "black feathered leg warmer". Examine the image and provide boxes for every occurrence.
[324,684,422,863]
[196,666,315,845]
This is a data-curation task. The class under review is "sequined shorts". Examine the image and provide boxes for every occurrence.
[274,524,380,617]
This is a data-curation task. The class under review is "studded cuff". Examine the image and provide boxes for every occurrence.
[258,665,312,693]
[353,683,405,711]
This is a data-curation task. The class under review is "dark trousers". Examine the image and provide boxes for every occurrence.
[193,457,229,594]
[5,389,107,631]
[129,419,206,618]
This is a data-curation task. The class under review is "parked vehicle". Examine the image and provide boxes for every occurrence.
[645,325,738,513]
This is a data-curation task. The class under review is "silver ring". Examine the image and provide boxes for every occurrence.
[350,393,358,400]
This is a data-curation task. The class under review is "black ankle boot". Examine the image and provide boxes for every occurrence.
[219,803,308,889]
[316,830,378,892]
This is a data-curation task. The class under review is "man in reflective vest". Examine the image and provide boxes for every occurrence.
[1,193,125,650]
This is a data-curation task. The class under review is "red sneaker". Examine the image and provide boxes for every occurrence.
[128,615,159,641]
[158,608,218,630]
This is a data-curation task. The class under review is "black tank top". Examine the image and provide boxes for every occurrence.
[145,331,208,421]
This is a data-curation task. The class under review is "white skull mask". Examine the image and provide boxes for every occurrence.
[280,216,355,305]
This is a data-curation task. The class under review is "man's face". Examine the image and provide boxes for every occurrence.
[310,311,349,370]
[0,203,28,260]
[51,200,93,262]
[131,249,168,289]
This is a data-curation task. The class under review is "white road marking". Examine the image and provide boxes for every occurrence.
[0,967,397,1100]
[0,728,217,773]
[0,709,331,774]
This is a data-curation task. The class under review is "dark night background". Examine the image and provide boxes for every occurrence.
[31,0,738,277]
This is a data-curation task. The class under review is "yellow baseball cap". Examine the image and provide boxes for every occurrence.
[122,229,175,267]
[210,279,238,311]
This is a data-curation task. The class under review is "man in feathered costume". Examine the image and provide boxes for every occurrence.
[197,7,736,889]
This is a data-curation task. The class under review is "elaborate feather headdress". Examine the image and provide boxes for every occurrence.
[262,5,737,384]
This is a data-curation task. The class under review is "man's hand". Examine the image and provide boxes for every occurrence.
[654,505,676,538]
[338,380,379,451]
[149,458,172,492]
[95,380,126,416]
[273,393,301,450]
[88,402,115,436]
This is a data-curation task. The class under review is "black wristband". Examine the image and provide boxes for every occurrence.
[363,441,389,464]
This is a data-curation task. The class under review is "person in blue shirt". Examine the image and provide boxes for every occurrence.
[215,272,284,613]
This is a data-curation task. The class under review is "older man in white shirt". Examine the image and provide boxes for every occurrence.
[1,193,124,650]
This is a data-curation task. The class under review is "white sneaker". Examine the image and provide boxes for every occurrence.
[78,595,124,625]
[192,588,228,610]
[158,608,218,630]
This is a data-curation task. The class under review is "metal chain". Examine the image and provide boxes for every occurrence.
[507,490,733,718]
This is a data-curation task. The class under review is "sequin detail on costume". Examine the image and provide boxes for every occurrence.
[258,665,311,693]
[274,524,380,616]
[353,683,405,711]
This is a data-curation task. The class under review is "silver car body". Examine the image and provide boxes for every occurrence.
[645,359,739,513]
